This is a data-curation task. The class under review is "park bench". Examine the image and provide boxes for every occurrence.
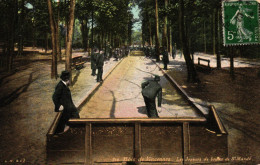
[72,55,84,70]
[196,57,211,73]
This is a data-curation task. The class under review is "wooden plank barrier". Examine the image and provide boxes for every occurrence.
[46,114,228,165]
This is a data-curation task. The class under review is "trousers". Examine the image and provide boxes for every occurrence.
[97,67,103,82]
[143,95,159,118]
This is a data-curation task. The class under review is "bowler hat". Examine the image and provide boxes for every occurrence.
[60,70,70,81]
[154,75,160,81]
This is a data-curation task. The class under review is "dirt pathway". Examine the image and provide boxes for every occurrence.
[80,52,199,118]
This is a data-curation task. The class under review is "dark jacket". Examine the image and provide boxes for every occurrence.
[141,80,162,107]
[91,52,97,69]
[52,81,76,112]
[162,50,169,64]
[96,53,104,67]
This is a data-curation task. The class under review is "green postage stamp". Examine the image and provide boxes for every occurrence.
[222,0,259,46]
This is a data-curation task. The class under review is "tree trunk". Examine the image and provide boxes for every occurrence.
[111,33,114,48]
[56,1,61,61]
[45,32,48,53]
[167,0,172,53]
[204,21,207,53]
[155,0,160,61]
[7,0,17,72]
[149,20,153,46]
[142,24,145,47]
[104,33,107,55]
[47,0,58,79]
[18,0,25,56]
[179,0,199,83]
[109,31,112,46]
[213,9,216,59]
[217,7,221,69]
[98,34,101,50]
[65,0,76,82]
[162,0,168,49]
[168,20,172,53]
[128,20,132,46]
[64,0,69,52]
[230,47,235,79]
[81,19,89,51]
[101,30,104,50]
[91,9,94,48]
[81,20,85,50]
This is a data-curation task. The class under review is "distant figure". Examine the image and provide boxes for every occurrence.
[141,75,162,118]
[172,43,176,59]
[125,46,129,56]
[91,48,98,76]
[114,48,119,61]
[151,46,155,58]
[52,71,80,134]
[144,46,149,57]
[96,50,104,82]
[162,47,169,70]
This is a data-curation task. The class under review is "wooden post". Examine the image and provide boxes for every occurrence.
[134,123,141,165]
[85,123,92,165]
[182,122,190,165]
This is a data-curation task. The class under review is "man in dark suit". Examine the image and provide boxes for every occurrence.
[96,50,104,82]
[91,48,97,76]
[162,47,169,70]
[52,71,80,134]
[141,75,162,118]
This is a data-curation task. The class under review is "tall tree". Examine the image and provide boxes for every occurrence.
[18,0,25,56]
[216,3,221,69]
[47,0,58,78]
[56,0,61,61]
[179,0,199,82]
[155,0,160,61]
[65,0,76,81]
[162,0,168,49]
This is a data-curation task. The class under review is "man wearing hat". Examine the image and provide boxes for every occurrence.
[141,75,162,118]
[96,50,105,82]
[91,48,98,76]
[162,46,169,70]
[52,70,80,134]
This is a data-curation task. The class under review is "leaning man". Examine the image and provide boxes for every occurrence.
[141,75,162,118]
[52,70,80,134]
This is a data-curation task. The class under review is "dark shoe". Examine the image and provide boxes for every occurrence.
[57,125,70,134]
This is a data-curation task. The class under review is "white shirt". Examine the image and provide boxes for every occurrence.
[62,80,67,86]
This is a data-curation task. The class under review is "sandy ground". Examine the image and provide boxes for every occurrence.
[80,52,198,118]
[0,50,120,164]
[167,52,260,164]
[0,48,259,164]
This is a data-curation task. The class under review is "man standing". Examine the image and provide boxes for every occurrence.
[91,48,97,76]
[96,50,104,82]
[141,75,162,118]
[162,47,169,70]
[172,43,176,59]
[52,71,80,134]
